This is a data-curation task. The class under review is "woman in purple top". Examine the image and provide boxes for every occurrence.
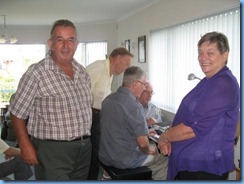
[158,32,240,180]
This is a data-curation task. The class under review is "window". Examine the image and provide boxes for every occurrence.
[0,44,45,103]
[149,8,240,113]
[0,42,107,103]
[74,41,107,67]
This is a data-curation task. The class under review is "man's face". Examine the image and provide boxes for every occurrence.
[134,77,148,99]
[48,26,78,64]
[114,55,132,75]
[139,84,154,107]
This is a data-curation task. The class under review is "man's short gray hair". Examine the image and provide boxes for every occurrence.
[122,66,146,86]
[50,19,77,39]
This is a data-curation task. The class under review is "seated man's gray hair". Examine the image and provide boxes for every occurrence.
[122,66,146,86]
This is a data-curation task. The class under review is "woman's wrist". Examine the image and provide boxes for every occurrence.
[163,132,169,142]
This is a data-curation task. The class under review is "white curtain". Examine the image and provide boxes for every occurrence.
[74,42,107,67]
[149,7,240,113]
[85,42,108,66]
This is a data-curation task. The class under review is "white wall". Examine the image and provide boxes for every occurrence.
[76,22,117,55]
[6,25,50,44]
[7,22,117,54]
[115,0,239,89]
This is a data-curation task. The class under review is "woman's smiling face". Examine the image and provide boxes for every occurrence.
[198,41,228,79]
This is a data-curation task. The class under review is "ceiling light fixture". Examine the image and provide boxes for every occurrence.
[0,15,18,44]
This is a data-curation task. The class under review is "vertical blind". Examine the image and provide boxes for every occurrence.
[74,42,107,67]
[149,8,240,113]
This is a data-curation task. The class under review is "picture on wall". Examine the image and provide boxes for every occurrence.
[125,39,130,52]
[138,35,146,63]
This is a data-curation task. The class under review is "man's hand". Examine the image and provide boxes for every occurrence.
[20,142,39,165]
[147,128,156,137]
[4,147,21,160]
[148,145,157,155]
[146,117,157,126]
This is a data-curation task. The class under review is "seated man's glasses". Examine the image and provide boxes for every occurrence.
[136,80,148,87]
[143,91,155,96]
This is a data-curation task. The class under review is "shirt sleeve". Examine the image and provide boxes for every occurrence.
[185,75,239,136]
[9,65,39,119]
[146,103,162,123]
[0,139,9,154]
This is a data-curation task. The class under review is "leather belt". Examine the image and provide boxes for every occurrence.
[92,108,101,114]
[43,136,90,142]
[72,136,90,141]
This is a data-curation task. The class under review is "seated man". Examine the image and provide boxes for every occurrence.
[138,82,162,127]
[0,138,33,180]
[99,66,167,180]
[138,82,170,136]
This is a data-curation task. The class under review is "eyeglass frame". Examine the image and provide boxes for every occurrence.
[136,80,148,87]
[142,90,155,96]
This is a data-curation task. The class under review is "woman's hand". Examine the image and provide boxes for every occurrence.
[158,140,171,156]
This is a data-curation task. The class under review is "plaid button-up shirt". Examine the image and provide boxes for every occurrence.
[10,54,93,140]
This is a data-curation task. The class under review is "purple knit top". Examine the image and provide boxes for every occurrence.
[168,66,240,180]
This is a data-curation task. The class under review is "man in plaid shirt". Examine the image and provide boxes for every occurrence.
[9,19,93,180]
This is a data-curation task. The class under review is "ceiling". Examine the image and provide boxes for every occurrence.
[0,0,160,26]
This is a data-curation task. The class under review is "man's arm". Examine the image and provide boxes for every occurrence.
[4,147,21,160]
[10,113,39,165]
[1,138,20,159]
[136,135,156,155]
[4,147,20,157]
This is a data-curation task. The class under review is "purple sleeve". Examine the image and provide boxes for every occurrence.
[184,75,239,136]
